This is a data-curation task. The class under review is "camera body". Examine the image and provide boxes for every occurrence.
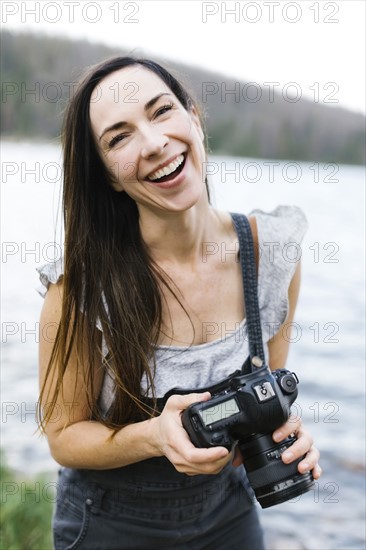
[182,362,314,508]
[181,365,298,450]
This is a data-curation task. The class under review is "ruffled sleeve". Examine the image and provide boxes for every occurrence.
[249,205,308,342]
[36,257,64,297]
[35,256,110,381]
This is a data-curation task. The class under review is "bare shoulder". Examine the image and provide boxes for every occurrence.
[248,215,258,241]
[46,279,64,300]
[40,280,64,323]
[214,209,258,241]
[215,209,258,235]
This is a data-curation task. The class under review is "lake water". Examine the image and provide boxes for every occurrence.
[1,141,365,549]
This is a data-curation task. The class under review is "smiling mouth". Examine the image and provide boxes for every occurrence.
[146,153,186,183]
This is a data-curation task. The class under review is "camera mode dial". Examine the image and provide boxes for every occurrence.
[278,374,297,394]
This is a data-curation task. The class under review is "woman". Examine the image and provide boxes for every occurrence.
[38,57,321,549]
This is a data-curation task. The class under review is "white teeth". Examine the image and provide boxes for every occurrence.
[148,154,184,181]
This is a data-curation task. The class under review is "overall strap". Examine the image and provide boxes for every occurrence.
[230,213,266,370]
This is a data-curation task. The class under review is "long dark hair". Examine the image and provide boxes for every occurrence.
[38,57,209,430]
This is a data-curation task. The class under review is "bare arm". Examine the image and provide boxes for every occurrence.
[264,263,321,479]
[39,282,230,473]
[248,213,302,371]
[267,261,301,370]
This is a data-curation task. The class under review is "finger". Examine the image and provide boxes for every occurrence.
[281,432,314,464]
[184,445,229,465]
[166,392,211,411]
[232,446,243,468]
[311,463,322,480]
[272,416,302,442]
[174,448,232,476]
[297,445,320,474]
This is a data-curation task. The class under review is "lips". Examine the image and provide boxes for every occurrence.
[146,153,186,183]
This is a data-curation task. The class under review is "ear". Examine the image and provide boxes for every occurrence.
[109,176,125,193]
[189,106,205,142]
[111,182,125,193]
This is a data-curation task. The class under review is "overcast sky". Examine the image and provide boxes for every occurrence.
[2,0,365,114]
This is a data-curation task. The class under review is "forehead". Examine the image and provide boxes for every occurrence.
[89,66,172,134]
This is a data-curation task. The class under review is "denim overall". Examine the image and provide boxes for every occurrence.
[53,214,266,550]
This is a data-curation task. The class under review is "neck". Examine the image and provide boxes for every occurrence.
[138,201,221,267]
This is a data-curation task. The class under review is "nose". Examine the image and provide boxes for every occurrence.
[140,125,169,159]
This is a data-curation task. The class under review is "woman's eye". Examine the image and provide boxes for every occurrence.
[108,134,127,148]
[154,103,173,118]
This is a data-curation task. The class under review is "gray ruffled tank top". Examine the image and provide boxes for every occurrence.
[37,205,307,414]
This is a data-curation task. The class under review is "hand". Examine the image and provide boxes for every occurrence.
[232,416,322,479]
[152,392,232,476]
[272,415,322,479]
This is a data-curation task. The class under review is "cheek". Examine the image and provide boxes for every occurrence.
[105,154,138,189]
[181,117,205,151]
[167,111,196,140]
[120,161,138,184]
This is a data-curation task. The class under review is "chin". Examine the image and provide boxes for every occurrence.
[163,185,207,213]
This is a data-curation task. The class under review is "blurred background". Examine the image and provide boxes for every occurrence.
[1,1,365,549]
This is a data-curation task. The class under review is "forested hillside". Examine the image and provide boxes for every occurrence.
[1,30,365,164]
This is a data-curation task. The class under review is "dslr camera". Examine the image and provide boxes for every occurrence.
[181,357,314,508]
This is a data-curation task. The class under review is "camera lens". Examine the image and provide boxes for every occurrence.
[239,433,314,508]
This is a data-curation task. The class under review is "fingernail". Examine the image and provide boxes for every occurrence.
[282,451,294,463]
[273,431,283,442]
[300,462,310,472]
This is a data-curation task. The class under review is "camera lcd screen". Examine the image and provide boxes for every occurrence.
[199,398,240,426]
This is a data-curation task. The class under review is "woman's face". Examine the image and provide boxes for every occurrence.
[89,65,207,213]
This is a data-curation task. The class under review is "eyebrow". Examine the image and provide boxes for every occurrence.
[98,92,173,142]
